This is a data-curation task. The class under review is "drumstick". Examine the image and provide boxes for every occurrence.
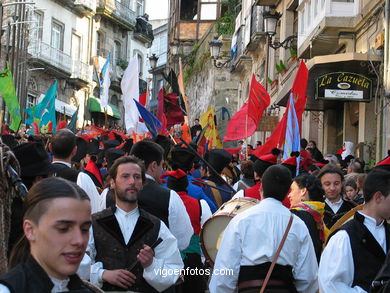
[127,237,163,272]
[192,179,235,195]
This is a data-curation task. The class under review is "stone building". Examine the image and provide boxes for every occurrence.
[0,0,153,130]
[167,0,390,161]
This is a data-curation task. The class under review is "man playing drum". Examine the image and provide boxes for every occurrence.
[209,165,318,293]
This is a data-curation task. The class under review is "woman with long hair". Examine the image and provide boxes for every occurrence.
[288,174,329,262]
[0,177,101,292]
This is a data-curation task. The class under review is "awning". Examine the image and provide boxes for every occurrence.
[37,94,77,117]
[88,97,121,119]
[274,52,381,111]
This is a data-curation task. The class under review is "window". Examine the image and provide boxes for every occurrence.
[111,95,119,106]
[200,4,218,20]
[72,33,81,60]
[180,0,198,20]
[136,0,144,17]
[31,11,43,41]
[114,41,122,63]
[51,20,64,51]
[136,52,143,76]
[96,31,104,57]
[26,94,37,108]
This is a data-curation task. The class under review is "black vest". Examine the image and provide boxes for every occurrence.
[92,207,161,292]
[324,199,354,229]
[0,255,95,293]
[138,178,170,227]
[333,212,390,291]
[51,162,79,183]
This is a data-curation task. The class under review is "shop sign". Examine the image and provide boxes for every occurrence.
[257,115,279,131]
[315,72,372,102]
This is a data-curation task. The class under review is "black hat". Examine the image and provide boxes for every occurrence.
[72,137,88,163]
[170,144,196,172]
[13,142,53,177]
[2,134,18,149]
[87,139,100,155]
[163,169,188,192]
[204,149,231,174]
[154,135,172,159]
[103,139,120,151]
[106,148,125,169]
[121,138,134,154]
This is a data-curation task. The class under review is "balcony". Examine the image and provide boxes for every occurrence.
[56,0,95,16]
[247,5,266,51]
[298,0,360,58]
[96,0,136,31]
[70,60,92,86]
[133,17,154,46]
[231,26,252,73]
[28,40,72,77]
[74,0,95,16]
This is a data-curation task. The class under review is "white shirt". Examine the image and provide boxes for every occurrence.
[88,206,184,292]
[318,212,387,293]
[209,197,318,293]
[325,197,344,214]
[52,161,102,214]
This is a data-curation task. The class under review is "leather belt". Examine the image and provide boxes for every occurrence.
[238,279,286,290]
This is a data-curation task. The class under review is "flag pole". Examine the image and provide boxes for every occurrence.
[245,111,249,160]
[104,107,108,129]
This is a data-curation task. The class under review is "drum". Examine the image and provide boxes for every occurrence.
[200,197,259,266]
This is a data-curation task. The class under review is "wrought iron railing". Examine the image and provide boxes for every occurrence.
[71,60,92,82]
[98,0,136,26]
[28,40,72,73]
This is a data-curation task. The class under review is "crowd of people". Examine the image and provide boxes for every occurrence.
[0,124,389,293]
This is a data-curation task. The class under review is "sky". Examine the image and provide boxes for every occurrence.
[145,0,169,20]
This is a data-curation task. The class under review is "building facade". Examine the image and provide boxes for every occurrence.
[0,0,153,131]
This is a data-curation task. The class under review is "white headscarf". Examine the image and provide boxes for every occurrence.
[341,141,354,160]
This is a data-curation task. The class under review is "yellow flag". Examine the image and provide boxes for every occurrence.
[200,107,222,149]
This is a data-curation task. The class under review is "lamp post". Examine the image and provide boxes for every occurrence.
[209,36,231,68]
[148,53,159,113]
[148,53,158,70]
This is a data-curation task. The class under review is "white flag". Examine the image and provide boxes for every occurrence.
[121,57,140,133]
[100,53,111,108]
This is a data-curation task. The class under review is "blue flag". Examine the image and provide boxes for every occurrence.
[67,108,79,133]
[35,80,58,133]
[283,93,300,174]
[133,99,161,138]
[100,53,111,108]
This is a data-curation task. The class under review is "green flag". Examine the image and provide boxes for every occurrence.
[0,64,22,131]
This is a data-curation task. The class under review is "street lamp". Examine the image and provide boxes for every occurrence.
[170,42,179,56]
[148,53,158,70]
[209,36,231,68]
[263,8,297,50]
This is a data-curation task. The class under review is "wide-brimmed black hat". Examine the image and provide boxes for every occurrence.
[106,148,125,169]
[2,134,18,149]
[170,144,196,172]
[72,137,88,163]
[120,138,134,154]
[204,149,231,174]
[103,139,120,151]
[87,139,100,155]
[154,135,172,159]
[13,142,54,177]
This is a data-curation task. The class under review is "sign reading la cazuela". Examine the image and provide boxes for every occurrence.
[315,72,372,102]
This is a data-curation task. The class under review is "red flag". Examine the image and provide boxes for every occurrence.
[165,93,184,129]
[248,74,270,125]
[157,88,167,130]
[223,103,257,141]
[251,61,308,157]
[139,92,147,106]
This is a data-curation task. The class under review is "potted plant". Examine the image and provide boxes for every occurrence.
[289,47,298,64]
[275,60,288,76]
[267,77,279,90]
[116,58,129,70]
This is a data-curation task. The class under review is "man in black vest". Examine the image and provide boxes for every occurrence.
[130,140,193,251]
[319,168,390,292]
[50,129,101,214]
[88,155,183,292]
[317,164,355,229]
